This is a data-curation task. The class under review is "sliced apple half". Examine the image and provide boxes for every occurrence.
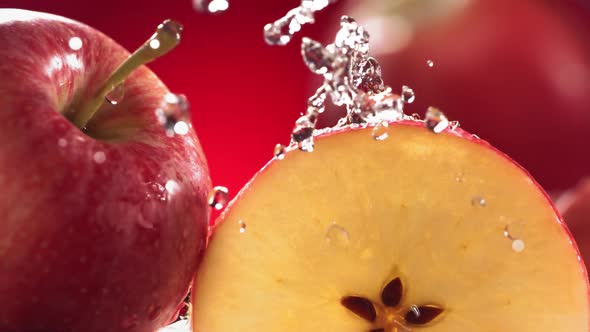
[192,121,589,332]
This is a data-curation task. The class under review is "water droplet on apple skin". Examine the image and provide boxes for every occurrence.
[157,93,191,137]
[208,186,229,210]
[105,84,125,105]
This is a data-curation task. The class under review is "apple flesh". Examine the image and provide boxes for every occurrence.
[0,10,210,332]
[192,121,588,331]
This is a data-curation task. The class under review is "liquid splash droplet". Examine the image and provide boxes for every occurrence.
[424,106,449,134]
[274,144,286,160]
[105,84,125,105]
[208,186,229,210]
[291,115,315,152]
[301,37,334,75]
[426,59,434,68]
[264,0,334,46]
[401,85,415,104]
[371,121,389,141]
[325,222,350,248]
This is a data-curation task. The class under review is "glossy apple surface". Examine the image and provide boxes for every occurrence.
[330,0,590,191]
[0,10,210,332]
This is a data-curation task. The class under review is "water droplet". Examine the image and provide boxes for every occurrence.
[503,222,525,240]
[352,57,384,93]
[57,138,68,148]
[410,304,421,317]
[401,85,415,104]
[449,120,460,130]
[426,59,434,68]
[512,239,525,253]
[238,220,247,233]
[157,93,190,136]
[68,37,83,51]
[149,39,161,49]
[455,172,464,182]
[325,222,350,248]
[471,196,486,207]
[274,144,286,160]
[158,20,183,41]
[105,84,125,105]
[410,113,421,120]
[93,151,106,164]
[291,115,315,152]
[208,186,229,210]
[335,16,370,54]
[301,37,334,75]
[173,121,190,135]
[424,106,449,134]
[178,301,191,320]
[146,182,167,202]
[194,0,229,13]
[371,121,389,141]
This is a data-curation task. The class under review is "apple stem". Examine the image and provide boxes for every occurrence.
[70,19,183,129]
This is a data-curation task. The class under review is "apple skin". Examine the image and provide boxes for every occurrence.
[558,178,590,272]
[327,0,590,191]
[0,10,210,332]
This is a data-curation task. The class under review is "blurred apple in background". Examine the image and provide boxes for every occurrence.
[326,0,590,191]
[557,178,590,269]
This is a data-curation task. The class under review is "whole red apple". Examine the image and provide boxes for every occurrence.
[326,0,590,191]
[0,9,210,332]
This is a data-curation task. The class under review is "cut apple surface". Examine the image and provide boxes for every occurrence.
[192,121,589,332]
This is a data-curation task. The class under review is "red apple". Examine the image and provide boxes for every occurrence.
[0,9,210,332]
[326,0,590,191]
[557,178,590,271]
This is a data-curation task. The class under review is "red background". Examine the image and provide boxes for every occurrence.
[1,0,589,207]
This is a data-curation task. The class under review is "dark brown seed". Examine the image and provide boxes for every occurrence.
[369,329,385,332]
[340,296,377,322]
[381,277,403,307]
[404,305,444,325]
